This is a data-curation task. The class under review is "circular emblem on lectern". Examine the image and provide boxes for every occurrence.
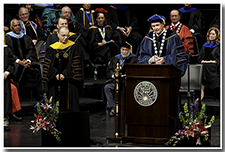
[134,81,158,107]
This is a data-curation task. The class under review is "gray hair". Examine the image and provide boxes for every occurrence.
[10,18,19,26]
[61,6,71,13]
[18,7,29,16]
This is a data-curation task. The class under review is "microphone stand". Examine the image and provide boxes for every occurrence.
[186,53,192,105]
[181,53,199,112]
[58,50,62,110]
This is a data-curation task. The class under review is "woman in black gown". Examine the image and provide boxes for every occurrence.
[198,27,220,102]
[87,8,119,65]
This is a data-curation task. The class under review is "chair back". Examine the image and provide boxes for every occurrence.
[181,64,203,91]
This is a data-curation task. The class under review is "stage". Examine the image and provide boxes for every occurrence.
[4,78,220,148]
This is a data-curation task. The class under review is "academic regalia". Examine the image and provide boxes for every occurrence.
[68,19,82,34]
[19,19,46,43]
[165,23,194,54]
[106,53,138,82]
[43,36,84,112]
[29,11,43,31]
[45,32,89,75]
[41,5,77,37]
[4,46,15,117]
[46,32,88,59]
[75,8,95,36]
[104,52,138,109]
[5,32,38,77]
[41,5,62,37]
[138,28,187,76]
[75,8,95,52]
[197,42,220,89]
[178,7,206,39]
[107,4,142,54]
[87,24,119,63]
[5,32,43,95]
[209,13,220,29]
[11,83,21,114]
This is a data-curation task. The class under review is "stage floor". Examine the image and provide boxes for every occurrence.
[4,96,220,149]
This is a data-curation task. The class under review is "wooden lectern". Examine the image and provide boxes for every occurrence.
[106,63,182,144]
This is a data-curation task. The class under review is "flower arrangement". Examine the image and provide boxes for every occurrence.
[165,98,215,146]
[30,93,62,141]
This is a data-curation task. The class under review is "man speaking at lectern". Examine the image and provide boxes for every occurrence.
[138,15,187,75]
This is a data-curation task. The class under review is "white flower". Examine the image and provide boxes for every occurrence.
[49,96,53,103]
[204,125,211,129]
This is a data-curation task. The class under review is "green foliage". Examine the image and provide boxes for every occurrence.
[165,98,215,147]
[30,93,61,141]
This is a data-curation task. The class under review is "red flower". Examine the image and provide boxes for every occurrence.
[36,114,43,119]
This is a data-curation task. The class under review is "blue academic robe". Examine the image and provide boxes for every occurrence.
[138,29,187,76]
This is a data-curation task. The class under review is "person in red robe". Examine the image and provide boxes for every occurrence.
[11,82,21,115]
[165,9,194,55]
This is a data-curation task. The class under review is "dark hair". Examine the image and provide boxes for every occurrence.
[55,16,68,25]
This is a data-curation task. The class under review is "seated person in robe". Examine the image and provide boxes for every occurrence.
[75,4,95,53]
[18,7,46,48]
[87,8,119,65]
[197,27,220,103]
[107,4,142,55]
[61,6,81,33]
[4,42,15,131]
[22,4,43,31]
[178,4,206,54]
[165,9,194,55]
[104,42,138,116]
[75,4,95,37]
[41,4,62,37]
[5,19,43,100]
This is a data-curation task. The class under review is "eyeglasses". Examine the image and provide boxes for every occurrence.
[20,13,29,17]
[59,33,70,37]
[62,11,71,14]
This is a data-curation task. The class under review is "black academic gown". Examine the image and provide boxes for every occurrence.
[197,45,220,89]
[107,5,142,54]
[4,46,16,116]
[102,53,138,107]
[5,34,40,80]
[180,9,205,38]
[105,54,138,83]
[45,32,90,75]
[87,25,119,63]
[75,9,94,37]
[21,20,46,43]
[43,37,84,112]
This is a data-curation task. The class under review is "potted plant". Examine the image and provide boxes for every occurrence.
[30,93,62,141]
[165,98,215,147]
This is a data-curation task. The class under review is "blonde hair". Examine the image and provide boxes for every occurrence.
[206,27,220,44]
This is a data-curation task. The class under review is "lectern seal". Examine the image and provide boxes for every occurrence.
[134,81,158,107]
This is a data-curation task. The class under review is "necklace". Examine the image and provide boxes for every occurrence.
[98,27,105,42]
[170,23,182,34]
[84,9,92,25]
[153,29,167,57]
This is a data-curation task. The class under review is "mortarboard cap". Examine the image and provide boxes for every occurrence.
[120,41,133,53]
[147,14,166,24]
[93,8,108,19]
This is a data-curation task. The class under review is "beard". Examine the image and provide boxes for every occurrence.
[121,52,130,58]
